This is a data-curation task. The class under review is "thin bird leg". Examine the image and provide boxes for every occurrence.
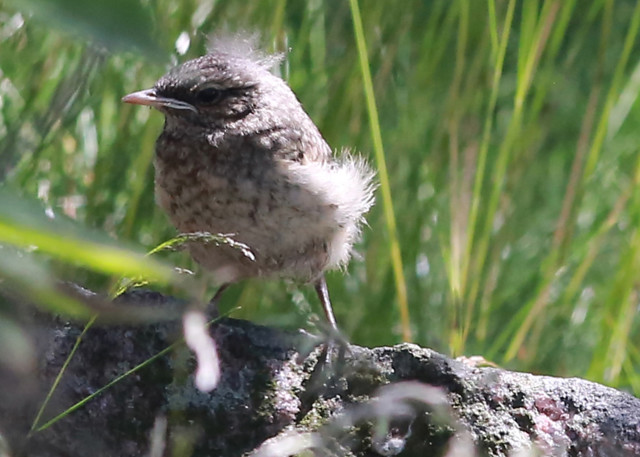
[314,276,338,332]
[306,276,347,394]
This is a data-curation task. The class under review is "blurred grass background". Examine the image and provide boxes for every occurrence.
[2,0,640,394]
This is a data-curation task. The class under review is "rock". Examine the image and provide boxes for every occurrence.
[1,289,639,457]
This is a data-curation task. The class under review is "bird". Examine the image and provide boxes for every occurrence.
[122,38,375,332]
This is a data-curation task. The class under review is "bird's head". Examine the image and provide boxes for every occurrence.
[123,47,288,130]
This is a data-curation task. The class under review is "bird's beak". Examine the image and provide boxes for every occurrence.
[122,88,197,113]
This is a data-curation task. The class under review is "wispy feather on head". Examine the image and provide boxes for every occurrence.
[207,32,284,70]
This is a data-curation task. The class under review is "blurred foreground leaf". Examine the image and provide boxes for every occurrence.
[0,247,95,318]
[7,0,160,57]
[0,190,174,315]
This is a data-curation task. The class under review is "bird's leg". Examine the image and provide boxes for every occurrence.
[298,277,348,405]
[207,283,230,318]
[314,276,338,333]
[311,276,348,386]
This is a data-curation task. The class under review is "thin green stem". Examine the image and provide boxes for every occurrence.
[30,315,98,433]
[462,0,516,308]
[348,0,412,342]
[33,328,175,432]
[582,0,640,181]
[31,308,238,432]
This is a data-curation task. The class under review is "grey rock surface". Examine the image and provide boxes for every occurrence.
[1,289,639,457]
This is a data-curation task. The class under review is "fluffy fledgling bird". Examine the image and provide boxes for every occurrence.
[123,39,375,330]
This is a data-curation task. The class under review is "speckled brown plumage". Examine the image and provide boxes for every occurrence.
[123,39,375,329]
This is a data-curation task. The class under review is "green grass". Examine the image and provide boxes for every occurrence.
[2,0,640,395]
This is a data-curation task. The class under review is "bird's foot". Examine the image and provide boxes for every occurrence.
[303,330,350,400]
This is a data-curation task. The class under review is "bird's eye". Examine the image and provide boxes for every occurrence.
[196,87,222,104]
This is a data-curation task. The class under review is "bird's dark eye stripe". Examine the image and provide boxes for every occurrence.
[192,85,254,105]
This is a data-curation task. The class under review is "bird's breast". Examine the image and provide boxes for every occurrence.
[153,134,340,280]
